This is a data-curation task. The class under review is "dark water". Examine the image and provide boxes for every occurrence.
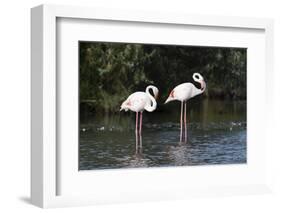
[79,100,246,170]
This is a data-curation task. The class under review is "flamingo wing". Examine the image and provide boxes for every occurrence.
[120,92,148,112]
[173,83,193,101]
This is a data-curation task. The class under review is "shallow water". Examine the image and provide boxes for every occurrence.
[79,99,246,170]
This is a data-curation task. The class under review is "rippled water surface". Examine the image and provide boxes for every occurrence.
[79,100,246,170]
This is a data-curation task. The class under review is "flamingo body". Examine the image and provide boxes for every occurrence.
[167,83,201,102]
[165,73,206,143]
[120,92,154,112]
[120,85,159,152]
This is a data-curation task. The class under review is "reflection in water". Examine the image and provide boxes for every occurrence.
[135,135,143,155]
[169,144,190,166]
[127,148,149,168]
[79,100,246,170]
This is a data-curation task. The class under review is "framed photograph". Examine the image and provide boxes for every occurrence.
[31,4,274,208]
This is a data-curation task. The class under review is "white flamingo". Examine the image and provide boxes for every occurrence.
[165,73,206,142]
[120,85,159,150]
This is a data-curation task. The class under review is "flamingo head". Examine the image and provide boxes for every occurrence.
[164,90,175,104]
[193,73,206,91]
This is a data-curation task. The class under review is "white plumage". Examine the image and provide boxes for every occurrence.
[120,85,159,152]
[165,73,206,103]
[165,73,206,143]
[120,85,158,112]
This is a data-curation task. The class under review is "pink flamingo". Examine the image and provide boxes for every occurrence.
[120,85,159,151]
[165,73,206,143]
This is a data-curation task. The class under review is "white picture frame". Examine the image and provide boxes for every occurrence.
[31,4,274,208]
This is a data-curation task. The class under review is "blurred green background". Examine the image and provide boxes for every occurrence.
[79,42,246,114]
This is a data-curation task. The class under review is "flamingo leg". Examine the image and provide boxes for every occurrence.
[135,112,139,151]
[139,112,143,148]
[184,102,187,143]
[180,101,183,142]
[139,135,143,153]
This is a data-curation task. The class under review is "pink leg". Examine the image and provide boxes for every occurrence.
[135,112,139,151]
[139,112,143,135]
[139,135,143,150]
[139,112,143,148]
[184,102,187,142]
[180,101,183,142]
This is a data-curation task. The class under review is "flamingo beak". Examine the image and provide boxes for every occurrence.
[164,97,172,104]
[165,90,174,104]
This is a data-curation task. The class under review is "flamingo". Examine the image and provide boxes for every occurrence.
[164,73,206,143]
[120,85,159,151]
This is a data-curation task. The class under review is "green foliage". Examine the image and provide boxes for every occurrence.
[80,42,154,113]
[79,42,246,113]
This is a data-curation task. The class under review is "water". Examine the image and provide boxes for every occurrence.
[79,99,246,170]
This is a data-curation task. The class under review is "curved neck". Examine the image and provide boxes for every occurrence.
[145,86,157,112]
[193,78,206,96]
